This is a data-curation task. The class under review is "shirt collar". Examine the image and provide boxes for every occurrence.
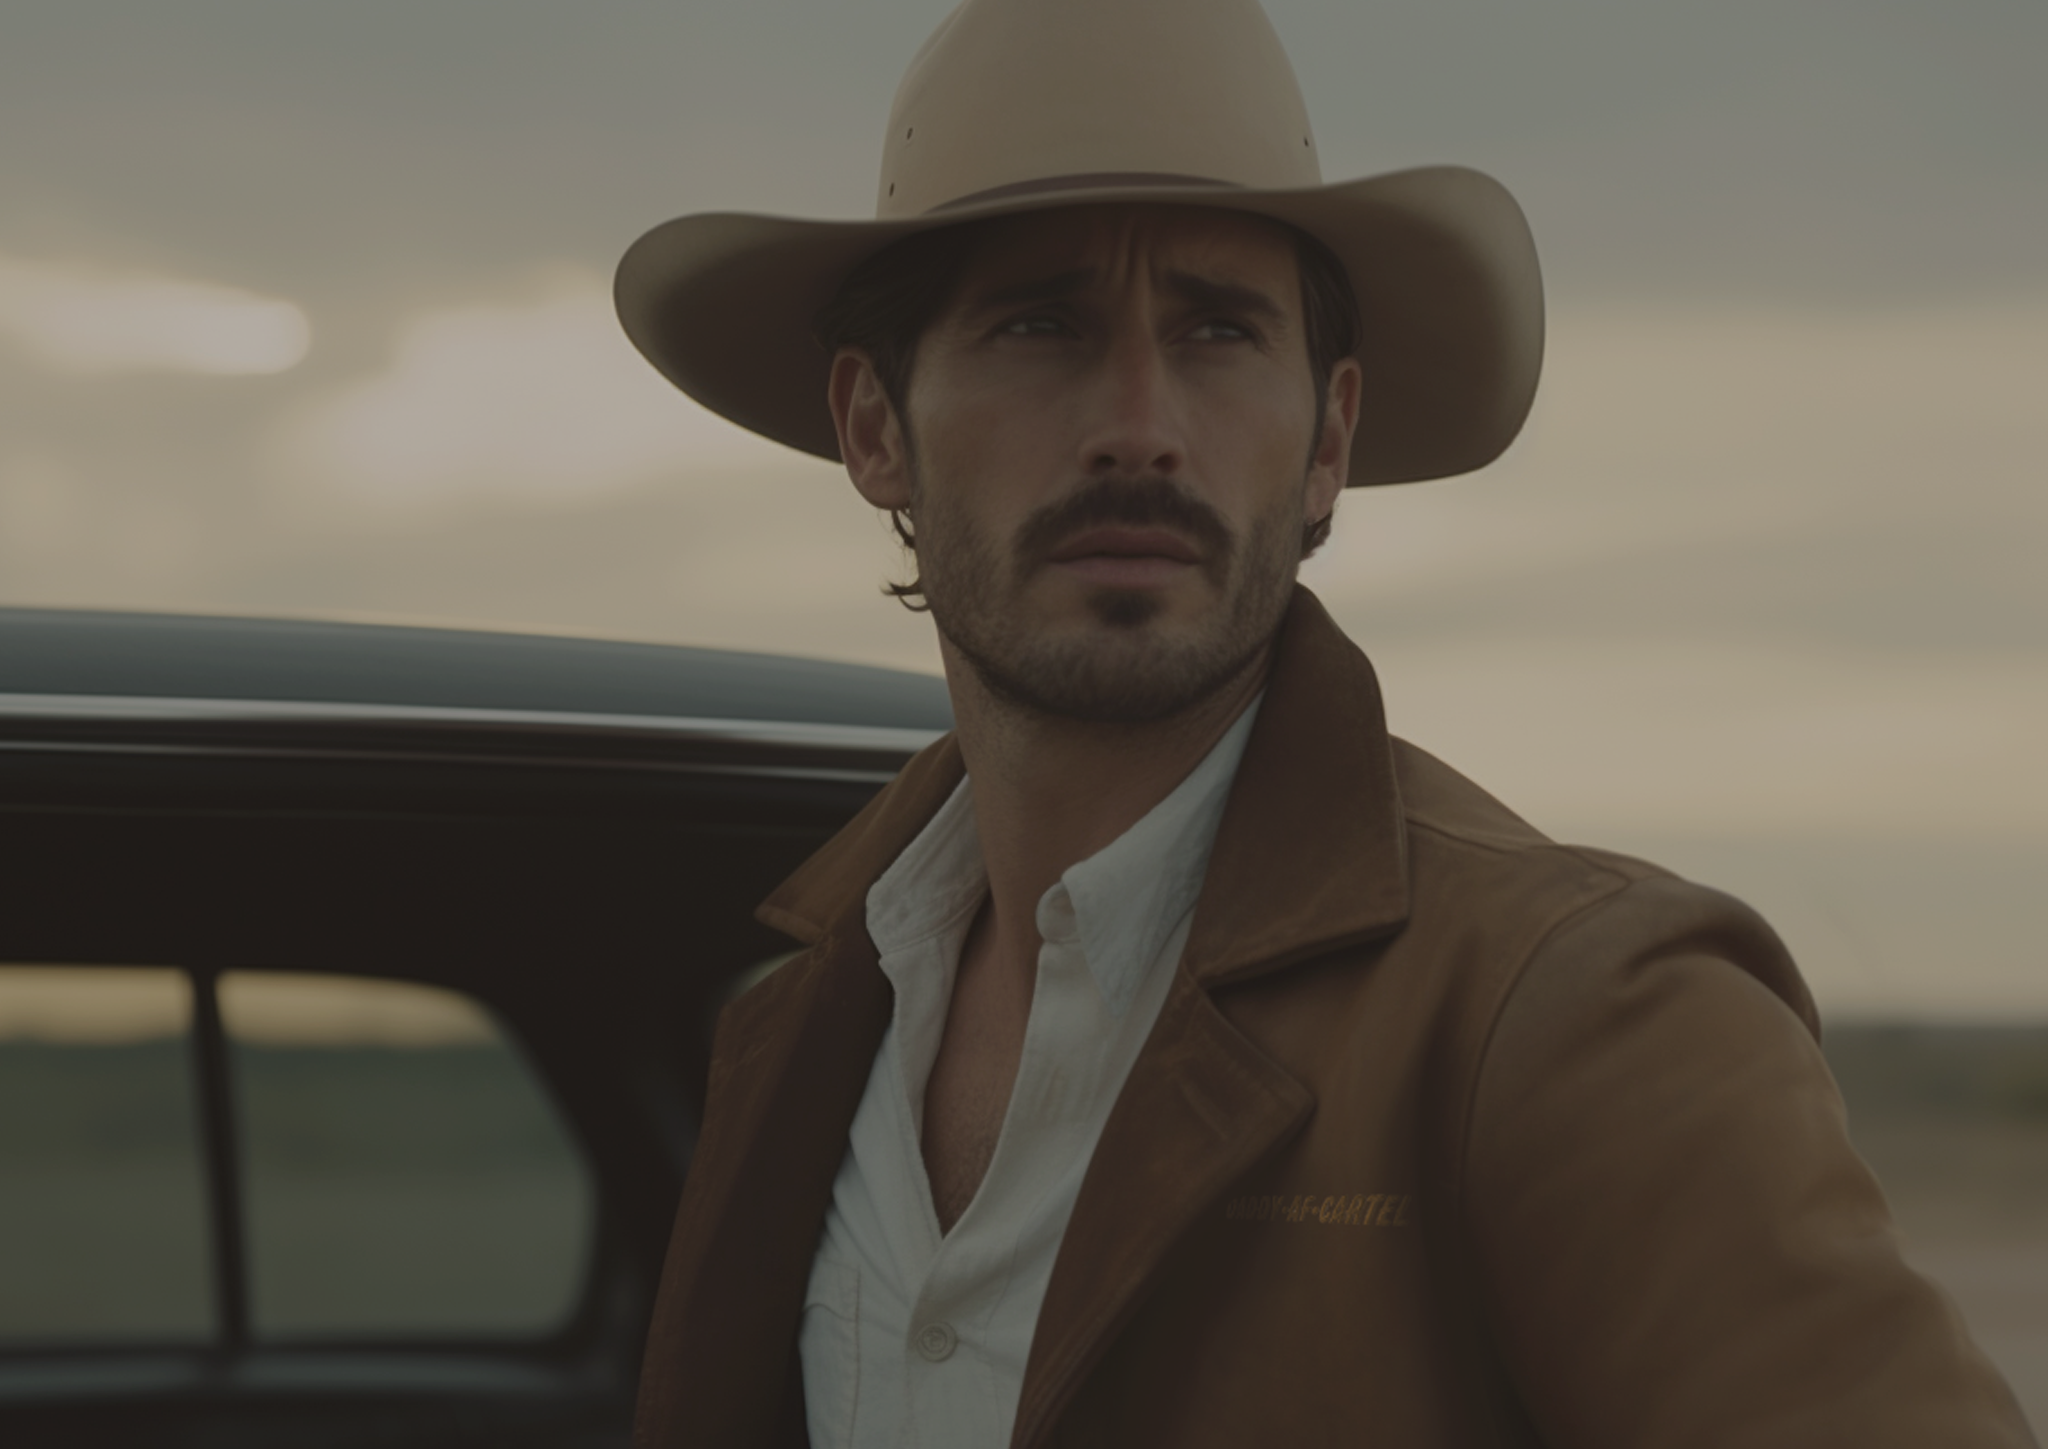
[1045,697,1260,1016]
[864,695,1262,1018]
[865,768,986,966]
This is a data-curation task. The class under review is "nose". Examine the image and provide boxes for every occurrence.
[1074,328,1185,479]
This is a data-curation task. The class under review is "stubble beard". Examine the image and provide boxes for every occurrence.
[914,471,1303,726]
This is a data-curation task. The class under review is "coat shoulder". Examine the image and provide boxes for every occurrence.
[1392,734,1662,885]
[1385,734,1808,1030]
[1390,735,1555,854]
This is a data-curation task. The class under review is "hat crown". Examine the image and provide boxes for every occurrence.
[877,0,1322,218]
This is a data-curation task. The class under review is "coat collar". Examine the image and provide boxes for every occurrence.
[757,584,1411,971]
[1182,583,1411,981]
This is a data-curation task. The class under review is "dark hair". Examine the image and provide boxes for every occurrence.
[813,214,1362,608]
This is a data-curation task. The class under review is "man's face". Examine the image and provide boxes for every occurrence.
[841,204,1358,723]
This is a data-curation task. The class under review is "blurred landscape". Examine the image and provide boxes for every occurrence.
[0,1039,211,1341]
[0,1039,589,1345]
[1827,1026,2048,1427]
[232,1042,592,1339]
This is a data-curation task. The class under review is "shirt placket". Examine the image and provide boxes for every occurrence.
[901,913,1098,1446]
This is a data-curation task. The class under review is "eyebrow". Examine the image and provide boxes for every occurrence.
[960,267,1291,325]
[1161,270,1288,326]
[965,268,1098,311]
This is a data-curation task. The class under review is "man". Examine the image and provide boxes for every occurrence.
[615,0,2031,1444]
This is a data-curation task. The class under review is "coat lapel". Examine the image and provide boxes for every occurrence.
[1011,588,1414,1448]
[1009,970,1314,1449]
[633,739,968,1449]
[1182,585,1411,990]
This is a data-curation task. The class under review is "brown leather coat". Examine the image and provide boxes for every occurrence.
[635,588,2032,1448]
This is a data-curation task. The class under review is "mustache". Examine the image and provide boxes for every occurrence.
[1015,477,1234,572]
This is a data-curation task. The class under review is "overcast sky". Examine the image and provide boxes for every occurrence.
[1,0,2044,1017]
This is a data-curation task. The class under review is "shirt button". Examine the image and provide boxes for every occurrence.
[915,1321,957,1362]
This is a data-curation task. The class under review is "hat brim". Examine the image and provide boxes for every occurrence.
[614,165,1542,487]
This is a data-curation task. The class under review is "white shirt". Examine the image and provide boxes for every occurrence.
[799,700,1260,1449]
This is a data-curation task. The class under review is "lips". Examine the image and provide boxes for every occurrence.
[1047,527,1202,566]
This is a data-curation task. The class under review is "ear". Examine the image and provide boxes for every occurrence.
[1305,355,1362,526]
[828,349,914,510]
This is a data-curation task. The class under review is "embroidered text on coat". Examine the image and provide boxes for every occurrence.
[1222,1192,1416,1226]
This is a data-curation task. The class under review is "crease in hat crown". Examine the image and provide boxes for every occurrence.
[876,0,1323,218]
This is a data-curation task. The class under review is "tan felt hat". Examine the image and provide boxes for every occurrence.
[615,0,1544,487]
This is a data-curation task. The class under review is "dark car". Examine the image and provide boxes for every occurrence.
[0,607,950,1448]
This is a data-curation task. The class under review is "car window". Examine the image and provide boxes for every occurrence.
[0,966,213,1343]
[220,971,593,1340]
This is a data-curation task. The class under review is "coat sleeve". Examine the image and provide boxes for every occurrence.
[1461,873,2035,1449]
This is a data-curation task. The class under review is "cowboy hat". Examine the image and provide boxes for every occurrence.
[615,0,1543,487]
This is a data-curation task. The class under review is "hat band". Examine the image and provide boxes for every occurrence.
[931,171,1242,213]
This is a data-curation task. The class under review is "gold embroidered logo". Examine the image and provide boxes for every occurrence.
[1222,1192,1415,1227]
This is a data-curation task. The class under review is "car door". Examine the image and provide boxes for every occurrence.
[0,659,926,1447]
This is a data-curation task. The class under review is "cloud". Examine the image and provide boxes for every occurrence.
[0,254,309,376]
[281,272,790,508]
[1357,635,2048,840]
[1302,296,2048,843]
[1307,294,2048,610]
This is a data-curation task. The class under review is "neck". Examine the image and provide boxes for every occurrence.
[938,635,1269,981]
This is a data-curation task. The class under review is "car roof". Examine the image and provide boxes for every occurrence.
[0,606,954,733]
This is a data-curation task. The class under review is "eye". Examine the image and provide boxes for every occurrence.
[998,312,1070,338]
[1189,318,1256,343]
